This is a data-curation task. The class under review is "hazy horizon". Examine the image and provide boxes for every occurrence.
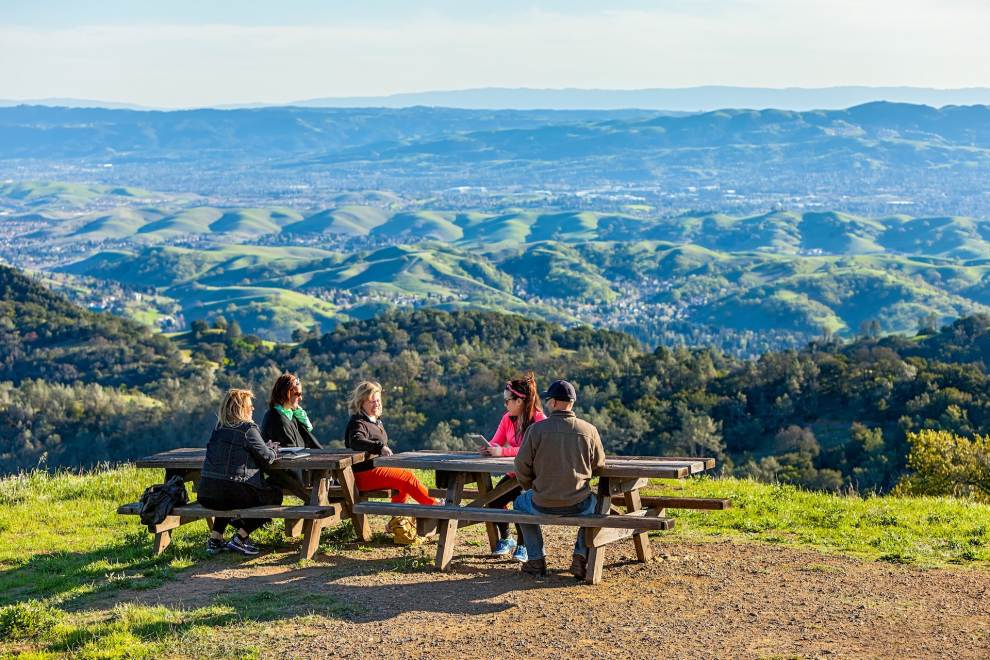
[2,1,990,108]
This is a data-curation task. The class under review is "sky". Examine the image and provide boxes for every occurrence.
[1,0,989,108]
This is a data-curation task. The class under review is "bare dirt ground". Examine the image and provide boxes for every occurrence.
[104,526,990,659]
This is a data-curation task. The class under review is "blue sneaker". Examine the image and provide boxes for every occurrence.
[492,537,517,557]
[226,534,260,556]
[512,545,528,563]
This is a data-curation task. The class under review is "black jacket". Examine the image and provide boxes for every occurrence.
[261,408,322,449]
[344,412,388,473]
[199,421,277,489]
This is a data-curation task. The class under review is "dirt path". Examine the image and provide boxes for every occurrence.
[102,527,990,659]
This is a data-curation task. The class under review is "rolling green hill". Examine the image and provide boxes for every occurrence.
[9,186,990,349]
[283,205,391,235]
[15,203,990,260]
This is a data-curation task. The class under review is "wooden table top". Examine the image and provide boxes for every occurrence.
[134,448,369,470]
[374,451,715,479]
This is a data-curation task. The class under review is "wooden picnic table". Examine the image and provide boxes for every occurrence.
[372,450,719,583]
[130,448,373,558]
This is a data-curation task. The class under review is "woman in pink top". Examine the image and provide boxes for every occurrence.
[480,373,546,562]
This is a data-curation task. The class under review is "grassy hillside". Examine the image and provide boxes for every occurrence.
[0,181,174,209]
[0,466,986,656]
[9,182,990,347]
[14,200,990,258]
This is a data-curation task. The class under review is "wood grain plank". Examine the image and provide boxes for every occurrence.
[152,530,171,555]
[587,526,635,548]
[284,519,304,538]
[639,496,731,510]
[374,450,705,479]
[351,503,674,531]
[118,502,341,519]
[624,489,653,562]
[135,449,367,471]
[585,479,612,585]
[475,472,501,552]
[336,467,371,542]
[436,473,466,570]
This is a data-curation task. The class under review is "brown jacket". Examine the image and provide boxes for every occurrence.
[513,409,606,507]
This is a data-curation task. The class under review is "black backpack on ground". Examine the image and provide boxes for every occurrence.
[138,475,189,530]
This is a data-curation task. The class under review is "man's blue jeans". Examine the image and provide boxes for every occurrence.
[513,490,597,561]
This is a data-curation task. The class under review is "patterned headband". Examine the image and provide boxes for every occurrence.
[505,382,527,399]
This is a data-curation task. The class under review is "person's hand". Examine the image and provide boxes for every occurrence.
[482,445,503,457]
[380,445,394,457]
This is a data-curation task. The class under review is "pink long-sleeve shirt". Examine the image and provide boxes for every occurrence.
[490,410,547,457]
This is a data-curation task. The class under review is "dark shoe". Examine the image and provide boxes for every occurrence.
[521,557,547,578]
[206,536,226,555]
[569,553,587,580]
[226,534,260,556]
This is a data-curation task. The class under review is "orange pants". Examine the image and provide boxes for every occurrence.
[354,467,437,505]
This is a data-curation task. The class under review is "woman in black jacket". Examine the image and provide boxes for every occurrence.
[345,380,437,505]
[262,373,323,450]
[260,373,320,500]
[198,388,283,556]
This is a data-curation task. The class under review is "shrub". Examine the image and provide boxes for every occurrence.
[0,600,64,641]
[896,430,990,500]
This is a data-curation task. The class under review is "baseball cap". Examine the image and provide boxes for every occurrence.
[542,379,576,402]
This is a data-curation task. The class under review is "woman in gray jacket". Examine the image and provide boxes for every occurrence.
[198,388,282,556]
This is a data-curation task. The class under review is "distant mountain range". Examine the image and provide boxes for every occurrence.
[4,86,990,111]
[4,102,990,219]
[291,86,990,111]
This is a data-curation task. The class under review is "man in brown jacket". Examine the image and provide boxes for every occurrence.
[513,379,606,578]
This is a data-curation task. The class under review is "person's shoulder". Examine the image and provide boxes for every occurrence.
[571,414,598,431]
[527,415,552,432]
[229,421,261,439]
[533,410,548,422]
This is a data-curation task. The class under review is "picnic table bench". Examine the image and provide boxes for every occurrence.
[118,448,373,559]
[356,450,728,584]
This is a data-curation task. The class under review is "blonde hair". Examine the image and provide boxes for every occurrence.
[348,380,382,415]
[218,388,255,427]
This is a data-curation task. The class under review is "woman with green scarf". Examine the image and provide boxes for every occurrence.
[260,373,322,500]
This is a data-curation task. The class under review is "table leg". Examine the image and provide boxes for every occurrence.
[585,478,612,585]
[623,489,653,563]
[335,466,371,542]
[436,472,466,570]
[301,469,328,560]
[152,529,172,554]
[474,472,500,552]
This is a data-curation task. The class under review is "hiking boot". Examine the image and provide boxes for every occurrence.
[492,537,517,557]
[512,545,528,563]
[569,553,587,580]
[206,536,226,555]
[226,534,260,556]
[521,557,547,578]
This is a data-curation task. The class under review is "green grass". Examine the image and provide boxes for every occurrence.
[1,466,988,656]
[0,466,204,608]
[644,477,990,566]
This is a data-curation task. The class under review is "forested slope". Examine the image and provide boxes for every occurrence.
[3,263,990,496]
